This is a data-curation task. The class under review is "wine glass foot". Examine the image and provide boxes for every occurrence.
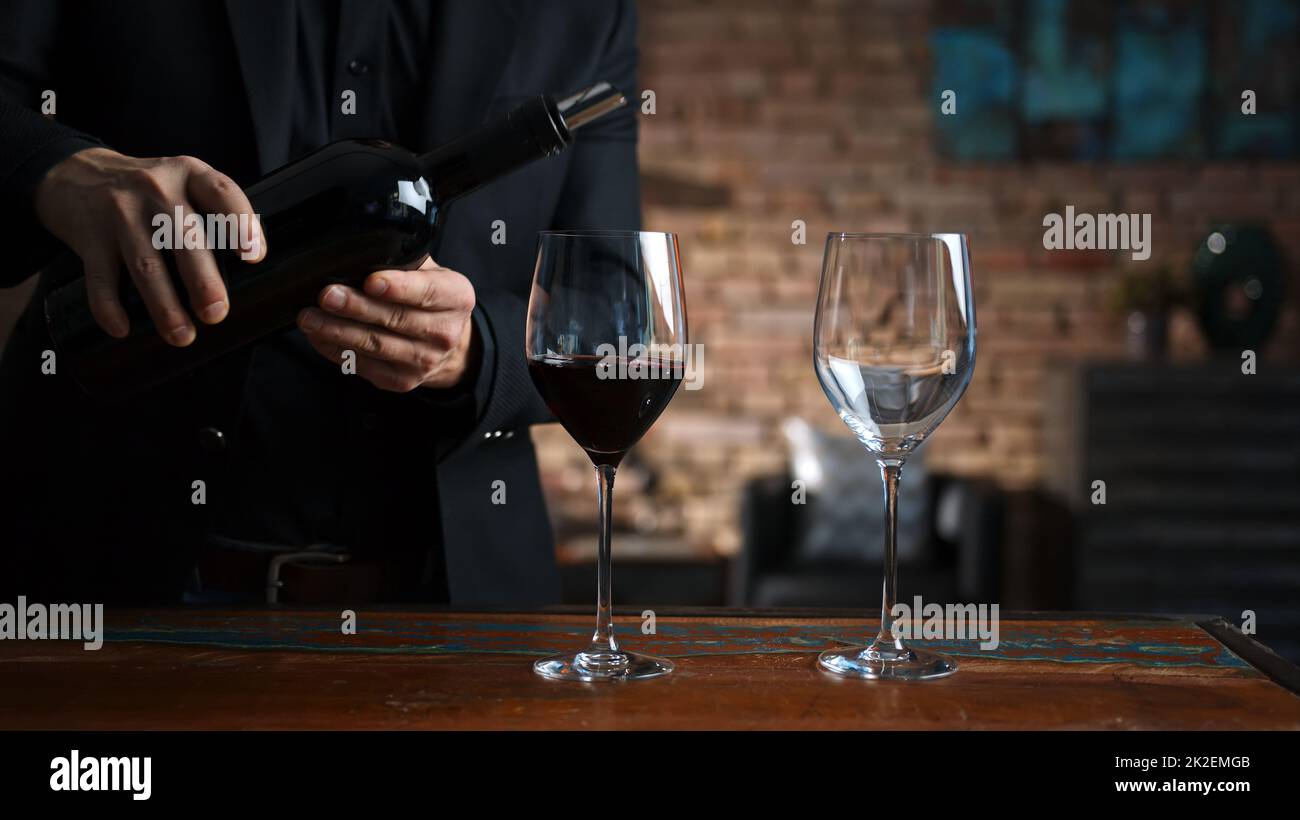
[534,650,674,681]
[817,643,957,680]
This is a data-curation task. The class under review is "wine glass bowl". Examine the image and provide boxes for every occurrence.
[813,233,976,680]
[526,230,687,681]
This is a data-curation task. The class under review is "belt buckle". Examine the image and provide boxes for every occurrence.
[266,551,350,604]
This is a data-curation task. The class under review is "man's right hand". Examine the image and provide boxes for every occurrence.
[33,147,266,345]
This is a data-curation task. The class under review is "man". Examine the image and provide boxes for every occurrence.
[0,1,640,604]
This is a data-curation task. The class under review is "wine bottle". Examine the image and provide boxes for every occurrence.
[43,82,627,400]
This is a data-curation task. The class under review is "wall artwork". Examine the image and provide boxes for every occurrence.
[931,0,1299,161]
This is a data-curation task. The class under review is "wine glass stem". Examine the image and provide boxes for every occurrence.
[873,460,905,652]
[589,463,620,655]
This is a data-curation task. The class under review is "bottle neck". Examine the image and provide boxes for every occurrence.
[418,95,571,203]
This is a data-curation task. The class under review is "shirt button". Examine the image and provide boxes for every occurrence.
[198,426,226,452]
[362,413,378,432]
[347,59,370,76]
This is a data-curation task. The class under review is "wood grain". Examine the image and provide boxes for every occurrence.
[0,609,1296,730]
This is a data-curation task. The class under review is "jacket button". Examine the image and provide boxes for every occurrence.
[362,413,378,432]
[347,59,370,76]
[198,426,226,452]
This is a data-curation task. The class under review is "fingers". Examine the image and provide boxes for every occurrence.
[297,308,441,373]
[362,263,475,313]
[314,284,466,346]
[184,158,264,263]
[115,215,195,347]
[300,330,426,393]
[81,247,129,339]
[170,202,229,325]
[301,259,476,391]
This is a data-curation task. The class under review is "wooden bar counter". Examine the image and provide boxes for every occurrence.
[2,608,1298,730]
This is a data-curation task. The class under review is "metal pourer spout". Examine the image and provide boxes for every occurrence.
[556,82,626,132]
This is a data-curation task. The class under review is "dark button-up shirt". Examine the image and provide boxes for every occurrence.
[214,1,483,602]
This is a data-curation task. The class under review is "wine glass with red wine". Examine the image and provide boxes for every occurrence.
[526,230,687,681]
[813,233,976,680]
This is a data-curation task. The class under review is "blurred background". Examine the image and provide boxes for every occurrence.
[533,0,1300,659]
[0,0,1295,659]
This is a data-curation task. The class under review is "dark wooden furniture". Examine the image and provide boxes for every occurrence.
[1,608,1297,729]
[736,471,1050,608]
[1045,362,1300,661]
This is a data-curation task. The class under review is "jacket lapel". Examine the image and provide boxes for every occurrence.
[224,0,297,173]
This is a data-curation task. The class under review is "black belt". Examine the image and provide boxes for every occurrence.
[196,538,385,604]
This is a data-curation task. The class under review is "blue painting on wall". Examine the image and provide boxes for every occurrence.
[930,27,1020,160]
[930,0,1299,161]
[1111,2,1208,159]
[1214,0,1299,157]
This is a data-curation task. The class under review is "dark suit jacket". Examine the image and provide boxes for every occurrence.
[0,0,641,604]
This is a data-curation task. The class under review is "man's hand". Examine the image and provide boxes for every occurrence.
[33,147,265,345]
[296,256,479,392]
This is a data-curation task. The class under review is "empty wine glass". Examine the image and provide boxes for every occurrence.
[812,233,976,679]
[526,230,687,681]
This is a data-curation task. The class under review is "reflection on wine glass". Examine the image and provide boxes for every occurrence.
[526,230,687,681]
[813,233,976,680]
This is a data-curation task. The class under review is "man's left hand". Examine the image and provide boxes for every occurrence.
[297,256,478,392]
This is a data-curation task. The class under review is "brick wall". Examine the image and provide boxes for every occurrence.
[531,0,1300,558]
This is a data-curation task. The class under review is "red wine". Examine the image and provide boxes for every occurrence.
[44,83,626,400]
[528,354,682,467]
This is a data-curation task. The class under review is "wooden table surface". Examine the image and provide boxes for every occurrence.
[2,608,1298,730]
